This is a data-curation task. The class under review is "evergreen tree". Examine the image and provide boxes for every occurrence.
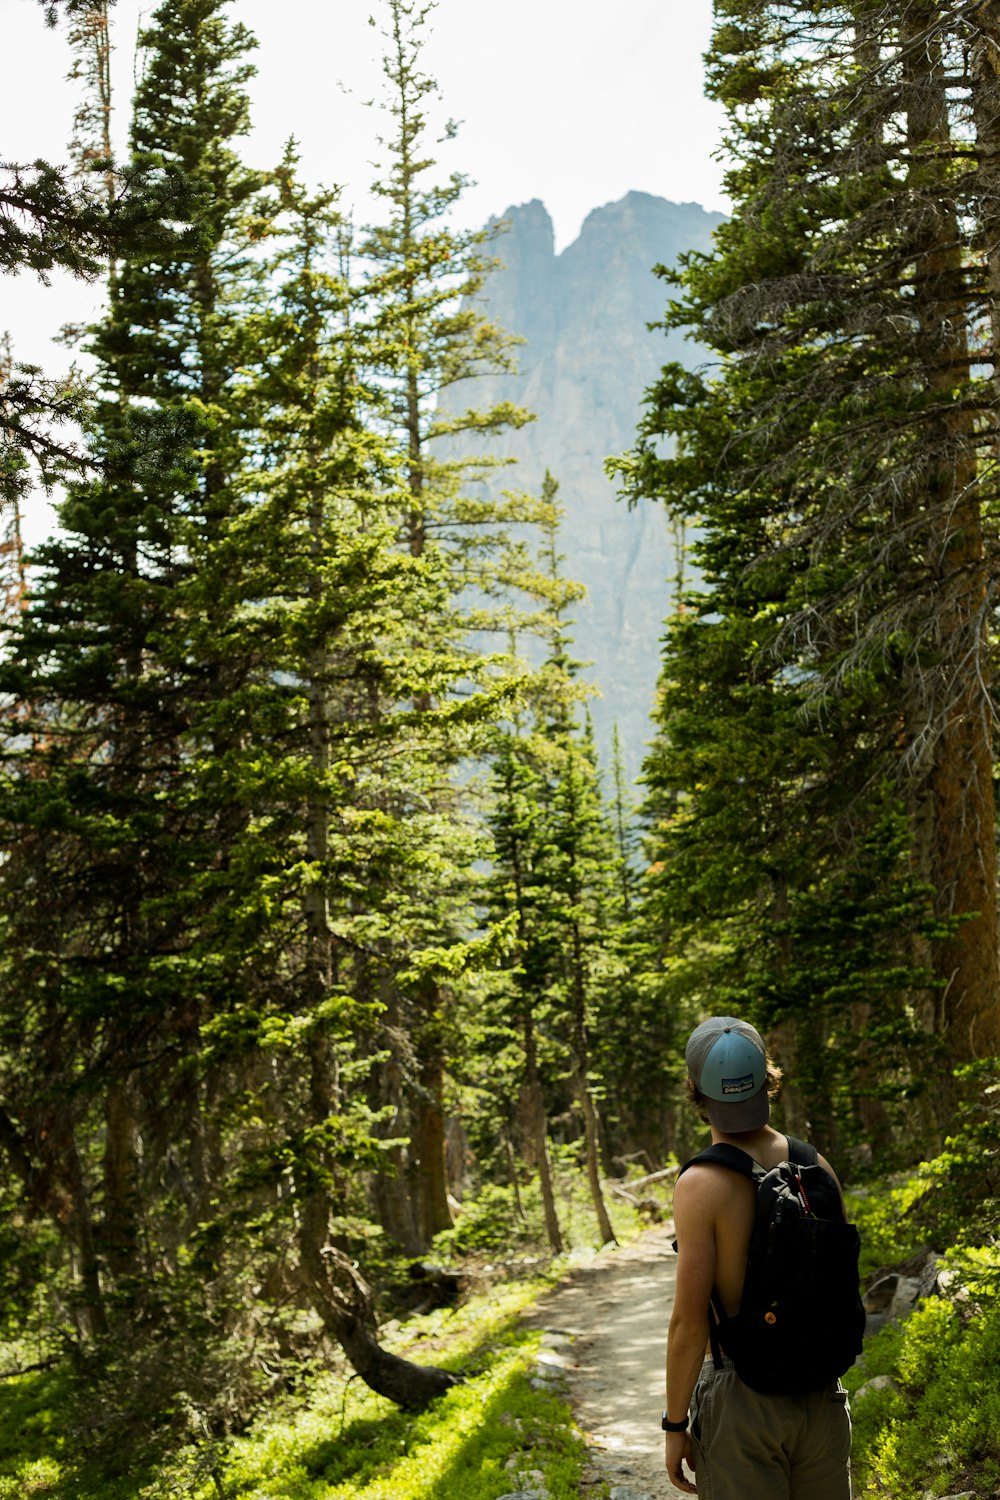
[543,707,619,1244]
[485,479,621,1246]
[591,726,679,1168]
[203,157,465,1407]
[0,0,469,1415]
[637,586,937,1156]
[357,0,537,1250]
[613,1,1000,1137]
[0,0,271,1343]
[486,693,566,1254]
[2,3,190,492]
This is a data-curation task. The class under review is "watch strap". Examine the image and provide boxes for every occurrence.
[661,1410,689,1432]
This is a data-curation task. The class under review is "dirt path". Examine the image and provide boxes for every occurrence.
[523,1223,678,1499]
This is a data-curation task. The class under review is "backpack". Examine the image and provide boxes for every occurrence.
[678,1135,866,1395]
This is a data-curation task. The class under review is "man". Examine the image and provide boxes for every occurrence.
[664,1016,853,1498]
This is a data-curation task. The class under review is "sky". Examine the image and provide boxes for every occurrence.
[3,0,728,540]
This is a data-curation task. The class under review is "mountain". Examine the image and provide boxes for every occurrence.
[445,191,724,783]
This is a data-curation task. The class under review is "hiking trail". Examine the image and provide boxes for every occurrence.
[523,1222,678,1499]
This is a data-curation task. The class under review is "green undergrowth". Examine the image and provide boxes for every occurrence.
[0,1276,591,1500]
[0,1361,74,1499]
[844,1118,1000,1500]
[846,1251,1000,1499]
[430,1158,665,1263]
[845,1174,932,1283]
[0,1170,661,1500]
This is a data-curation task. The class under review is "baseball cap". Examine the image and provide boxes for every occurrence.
[685,1016,770,1132]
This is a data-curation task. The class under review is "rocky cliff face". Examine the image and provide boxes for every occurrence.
[443,191,724,782]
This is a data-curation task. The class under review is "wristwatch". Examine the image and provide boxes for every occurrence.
[661,1411,689,1432]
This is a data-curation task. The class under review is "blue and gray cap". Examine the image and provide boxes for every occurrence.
[685,1016,770,1132]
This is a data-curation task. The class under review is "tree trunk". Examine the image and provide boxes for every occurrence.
[523,1009,563,1254]
[372,1146,421,1257]
[0,1103,106,1337]
[971,2,1000,442]
[848,1002,892,1163]
[570,921,617,1246]
[372,979,422,1255]
[297,1031,456,1410]
[102,1075,140,1280]
[903,7,1000,1069]
[504,1131,527,1223]
[413,1042,454,1246]
[767,1017,810,1142]
[181,1022,224,1242]
[577,1069,616,1246]
[58,1115,107,1339]
[297,1232,459,1409]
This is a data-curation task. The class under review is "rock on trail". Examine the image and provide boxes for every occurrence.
[522,1223,678,1498]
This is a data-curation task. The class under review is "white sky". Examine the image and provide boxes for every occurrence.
[3,0,727,540]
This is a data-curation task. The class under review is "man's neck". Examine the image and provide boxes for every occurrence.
[709,1123,783,1152]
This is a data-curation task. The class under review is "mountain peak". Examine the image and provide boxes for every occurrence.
[444,194,721,779]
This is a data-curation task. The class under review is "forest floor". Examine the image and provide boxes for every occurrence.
[522,1221,677,1499]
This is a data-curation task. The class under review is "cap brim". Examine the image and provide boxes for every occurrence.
[704,1090,770,1133]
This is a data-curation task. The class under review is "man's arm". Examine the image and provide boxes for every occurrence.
[665,1167,717,1494]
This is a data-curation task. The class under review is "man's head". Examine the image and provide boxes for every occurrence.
[685,1015,776,1133]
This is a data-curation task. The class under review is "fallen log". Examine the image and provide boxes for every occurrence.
[603,1164,680,1194]
[298,1241,460,1411]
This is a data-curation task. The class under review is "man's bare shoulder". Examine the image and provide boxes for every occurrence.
[675,1161,735,1192]
[674,1159,748,1217]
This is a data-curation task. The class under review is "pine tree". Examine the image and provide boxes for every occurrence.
[0,0,476,1415]
[203,157,466,1407]
[590,726,678,1168]
[357,0,536,1250]
[486,705,566,1254]
[8,0,253,554]
[638,580,937,1154]
[485,478,622,1246]
[2,2,190,490]
[545,708,619,1244]
[613,1,1000,1136]
[0,0,270,1338]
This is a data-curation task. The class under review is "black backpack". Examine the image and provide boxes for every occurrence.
[678,1135,866,1395]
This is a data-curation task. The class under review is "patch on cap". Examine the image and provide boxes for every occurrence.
[721,1073,755,1096]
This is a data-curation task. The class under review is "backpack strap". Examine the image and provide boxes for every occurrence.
[676,1139,827,1368]
[677,1143,767,1182]
[785,1136,818,1168]
[681,1138,818,1176]
[676,1143,768,1373]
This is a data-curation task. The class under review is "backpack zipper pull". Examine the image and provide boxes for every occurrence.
[794,1169,813,1216]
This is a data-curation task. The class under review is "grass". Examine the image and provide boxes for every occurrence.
[214,1341,585,1500]
[844,1172,932,1282]
[0,1365,74,1499]
[0,1166,664,1500]
[0,1281,593,1500]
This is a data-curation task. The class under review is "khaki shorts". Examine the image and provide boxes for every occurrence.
[689,1357,852,1500]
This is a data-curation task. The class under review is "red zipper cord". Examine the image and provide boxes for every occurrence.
[794,1170,813,1216]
